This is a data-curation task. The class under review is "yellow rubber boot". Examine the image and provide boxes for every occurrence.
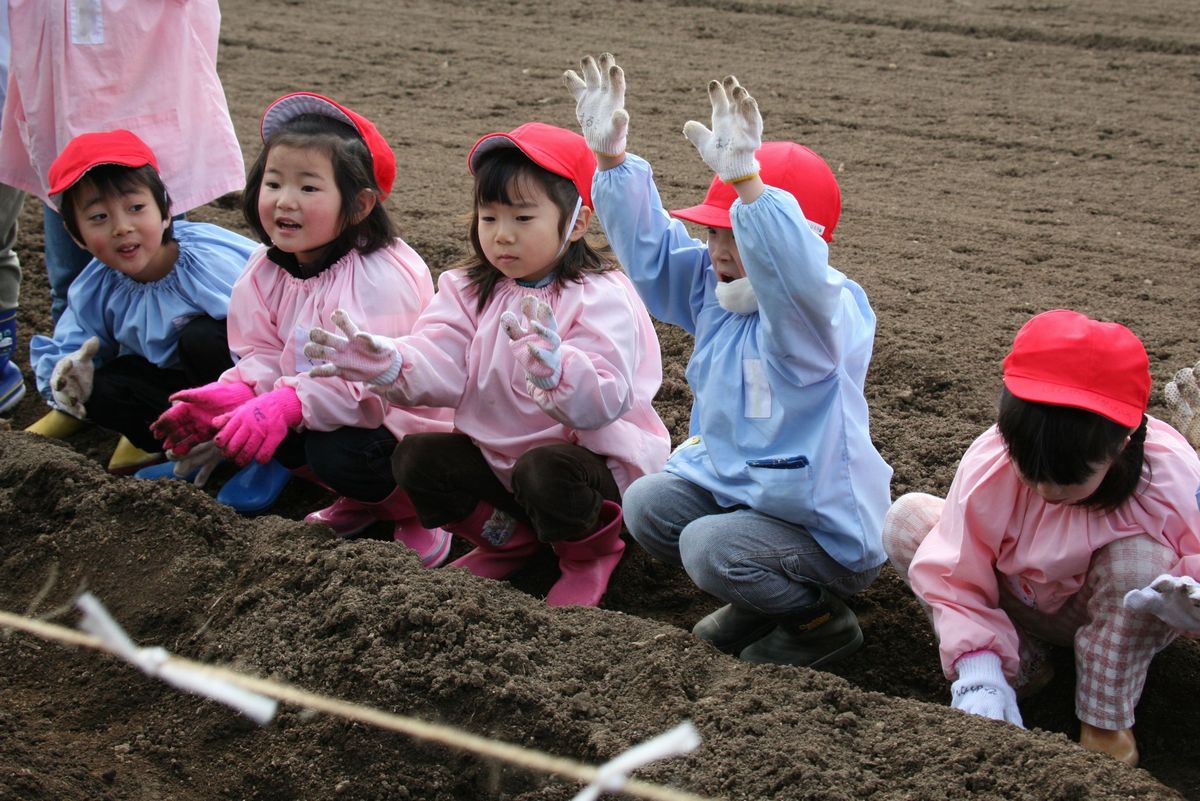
[25,409,86,438]
[1079,722,1138,767]
[107,436,163,475]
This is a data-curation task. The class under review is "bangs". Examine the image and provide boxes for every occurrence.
[997,388,1130,486]
[473,148,563,210]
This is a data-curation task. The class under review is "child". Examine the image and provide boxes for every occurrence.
[564,55,892,663]
[882,309,1200,767]
[152,92,453,551]
[27,129,254,470]
[305,122,670,607]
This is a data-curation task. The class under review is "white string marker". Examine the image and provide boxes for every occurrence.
[75,592,278,724]
[571,721,701,801]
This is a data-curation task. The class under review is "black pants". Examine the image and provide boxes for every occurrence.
[86,316,232,452]
[391,432,620,542]
[274,424,398,503]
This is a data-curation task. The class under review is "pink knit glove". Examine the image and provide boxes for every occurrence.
[304,308,402,385]
[151,380,256,455]
[212,386,303,466]
[500,295,562,390]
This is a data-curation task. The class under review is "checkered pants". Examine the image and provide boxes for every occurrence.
[883,492,1181,730]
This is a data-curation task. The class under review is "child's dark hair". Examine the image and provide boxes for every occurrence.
[242,113,396,255]
[460,147,615,312]
[997,387,1148,511]
[60,164,173,245]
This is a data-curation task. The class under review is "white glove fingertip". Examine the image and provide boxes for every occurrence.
[308,363,340,379]
[331,309,360,338]
[682,120,711,150]
[563,69,586,97]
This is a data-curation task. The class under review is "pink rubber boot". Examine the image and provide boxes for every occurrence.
[445,502,540,580]
[377,489,452,568]
[545,501,626,608]
[304,496,378,538]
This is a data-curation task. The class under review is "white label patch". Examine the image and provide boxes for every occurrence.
[743,358,771,419]
[295,323,320,373]
[70,0,104,44]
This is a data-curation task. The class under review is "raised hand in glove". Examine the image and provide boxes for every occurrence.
[950,651,1024,728]
[151,380,256,456]
[50,336,100,419]
[564,52,629,157]
[166,440,224,488]
[683,75,763,184]
[1124,573,1200,631]
[212,386,303,466]
[1165,360,1200,449]
[501,295,562,390]
[305,309,402,385]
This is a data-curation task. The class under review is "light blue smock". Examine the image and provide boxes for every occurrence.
[593,154,892,572]
[31,219,255,400]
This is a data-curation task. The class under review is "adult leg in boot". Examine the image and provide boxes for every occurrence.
[107,435,164,475]
[1079,722,1139,767]
[447,505,540,580]
[739,587,864,668]
[26,409,86,437]
[545,501,625,608]
[692,604,776,655]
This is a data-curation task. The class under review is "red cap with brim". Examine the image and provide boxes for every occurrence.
[48,129,159,209]
[670,141,841,243]
[260,92,397,200]
[1002,309,1150,428]
[468,123,596,209]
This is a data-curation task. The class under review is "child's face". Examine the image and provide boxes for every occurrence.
[70,179,173,282]
[706,227,746,282]
[258,144,343,265]
[1019,460,1112,505]
[477,176,573,284]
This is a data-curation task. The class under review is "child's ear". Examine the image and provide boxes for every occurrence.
[351,189,378,225]
[568,205,593,242]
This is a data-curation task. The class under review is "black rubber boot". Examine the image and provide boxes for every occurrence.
[691,603,776,655]
[738,589,863,668]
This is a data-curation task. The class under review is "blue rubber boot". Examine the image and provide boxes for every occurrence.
[216,459,292,515]
[0,308,25,415]
[134,460,202,482]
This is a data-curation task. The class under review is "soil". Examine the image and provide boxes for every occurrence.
[2,0,1199,799]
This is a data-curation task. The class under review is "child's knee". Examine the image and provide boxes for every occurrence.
[882,492,943,575]
[1091,535,1177,594]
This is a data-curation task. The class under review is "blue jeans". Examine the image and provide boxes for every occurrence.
[622,471,880,616]
[42,204,93,325]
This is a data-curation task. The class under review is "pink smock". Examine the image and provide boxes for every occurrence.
[909,417,1200,679]
[221,242,452,441]
[377,268,670,494]
[0,0,244,211]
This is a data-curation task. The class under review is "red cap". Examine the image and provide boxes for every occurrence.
[468,123,597,209]
[48,129,159,206]
[260,92,397,200]
[1002,309,1150,428]
[671,141,841,242]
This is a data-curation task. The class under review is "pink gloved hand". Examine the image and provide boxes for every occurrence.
[501,295,562,390]
[304,308,402,385]
[212,386,303,466]
[151,380,256,455]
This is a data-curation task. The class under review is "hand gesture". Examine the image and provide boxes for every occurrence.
[1165,360,1200,448]
[212,386,303,466]
[1124,573,1200,631]
[305,309,401,385]
[50,336,100,419]
[950,651,1023,728]
[564,52,629,157]
[501,295,562,390]
[683,76,763,184]
[166,440,224,488]
[151,380,255,456]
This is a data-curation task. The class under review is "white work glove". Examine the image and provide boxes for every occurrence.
[50,336,100,419]
[563,52,629,157]
[501,295,562,390]
[1164,360,1200,448]
[1124,573,1200,631]
[305,309,402,385]
[166,440,224,488]
[682,75,763,184]
[950,651,1024,728]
